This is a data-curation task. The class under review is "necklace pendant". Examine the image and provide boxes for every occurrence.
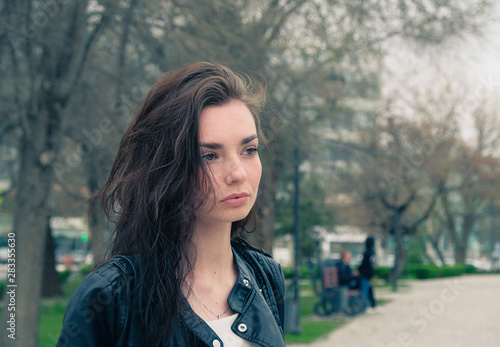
[187,280,230,320]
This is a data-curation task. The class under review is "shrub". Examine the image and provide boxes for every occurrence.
[283,267,294,280]
[407,263,478,279]
[300,265,311,279]
[58,269,71,283]
[81,263,93,276]
[409,264,441,279]
[283,265,316,280]
[462,264,477,274]
[441,265,464,277]
[375,266,392,281]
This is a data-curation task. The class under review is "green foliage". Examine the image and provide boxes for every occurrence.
[462,264,478,274]
[409,264,441,279]
[442,264,477,276]
[376,263,479,281]
[58,270,71,284]
[282,267,293,280]
[406,237,429,265]
[282,265,311,280]
[441,265,464,278]
[275,172,336,259]
[407,264,477,279]
[375,266,392,281]
[80,264,93,276]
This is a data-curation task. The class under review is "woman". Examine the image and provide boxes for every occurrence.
[57,62,285,346]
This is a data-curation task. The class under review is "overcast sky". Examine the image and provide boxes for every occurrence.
[380,5,500,144]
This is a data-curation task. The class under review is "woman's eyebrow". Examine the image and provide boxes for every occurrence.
[241,135,258,145]
[199,135,258,149]
[199,142,222,150]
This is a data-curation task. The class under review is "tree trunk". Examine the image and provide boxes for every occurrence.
[454,241,467,264]
[0,116,58,346]
[249,154,279,254]
[389,196,402,291]
[430,237,446,266]
[390,230,406,292]
[251,168,277,254]
[42,217,63,297]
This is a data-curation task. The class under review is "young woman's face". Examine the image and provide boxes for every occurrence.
[197,99,262,226]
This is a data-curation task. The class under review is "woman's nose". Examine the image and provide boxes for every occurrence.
[225,158,247,184]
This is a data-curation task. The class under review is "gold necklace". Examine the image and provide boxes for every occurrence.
[186,281,231,320]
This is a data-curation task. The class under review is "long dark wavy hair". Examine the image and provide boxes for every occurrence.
[93,62,266,345]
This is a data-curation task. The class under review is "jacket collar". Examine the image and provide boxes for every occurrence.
[179,246,284,347]
[227,247,256,312]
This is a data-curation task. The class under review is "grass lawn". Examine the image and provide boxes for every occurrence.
[39,299,69,347]
[285,319,344,344]
[285,288,393,345]
[38,275,82,347]
[284,295,346,345]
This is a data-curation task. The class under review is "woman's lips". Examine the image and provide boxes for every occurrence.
[221,193,250,207]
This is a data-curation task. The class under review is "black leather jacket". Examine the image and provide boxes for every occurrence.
[57,239,286,346]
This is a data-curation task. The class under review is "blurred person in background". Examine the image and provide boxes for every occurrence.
[337,250,359,289]
[337,249,360,312]
[359,236,377,312]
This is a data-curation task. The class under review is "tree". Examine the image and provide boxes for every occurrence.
[0,2,110,345]
[438,104,500,263]
[383,72,500,265]
[58,0,143,264]
[337,112,449,289]
[263,0,496,262]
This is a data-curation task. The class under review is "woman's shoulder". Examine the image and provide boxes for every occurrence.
[96,255,138,277]
[64,255,138,312]
[231,237,283,280]
[82,255,137,287]
[232,237,275,262]
[57,256,139,346]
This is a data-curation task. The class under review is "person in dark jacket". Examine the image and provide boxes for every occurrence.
[57,62,285,346]
[358,236,377,310]
[336,250,359,313]
[337,250,358,289]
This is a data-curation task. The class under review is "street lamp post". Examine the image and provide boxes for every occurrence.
[286,129,303,334]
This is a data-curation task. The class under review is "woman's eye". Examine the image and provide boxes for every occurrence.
[243,147,259,156]
[202,153,217,161]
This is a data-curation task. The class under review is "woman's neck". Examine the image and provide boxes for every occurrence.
[190,222,235,288]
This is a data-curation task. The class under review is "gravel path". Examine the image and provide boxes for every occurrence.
[290,274,500,347]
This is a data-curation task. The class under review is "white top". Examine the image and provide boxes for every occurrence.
[206,313,260,347]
